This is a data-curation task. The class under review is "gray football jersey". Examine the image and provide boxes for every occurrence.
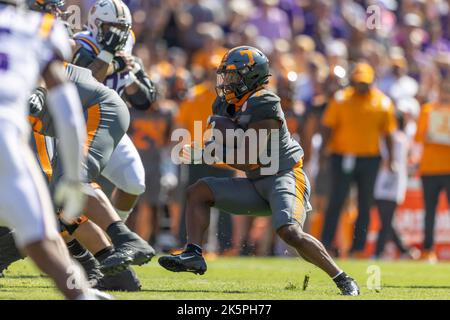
[212,89,303,178]
[30,63,125,136]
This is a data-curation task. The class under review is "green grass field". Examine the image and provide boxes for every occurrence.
[1,256,450,300]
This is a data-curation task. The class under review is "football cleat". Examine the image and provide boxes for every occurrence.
[158,252,207,275]
[71,248,104,288]
[335,276,360,296]
[100,238,155,276]
[95,266,141,292]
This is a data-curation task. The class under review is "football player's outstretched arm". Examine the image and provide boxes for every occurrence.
[72,43,114,82]
[85,55,115,82]
[72,27,128,82]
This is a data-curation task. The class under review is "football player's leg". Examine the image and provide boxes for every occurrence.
[77,184,155,275]
[60,213,141,291]
[266,167,359,296]
[321,155,353,251]
[84,99,130,182]
[186,177,271,247]
[101,134,146,217]
[60,218,109,285]
[158,177,270,274]
[125,166,162,241]
[0,127,92,299]
[70,218,112,255]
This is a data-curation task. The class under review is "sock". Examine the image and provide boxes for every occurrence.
[185,243,203,256]
[94,246,114,263]
[332,271,347,283]
[106,221,137,247]
[67,240,102,279]
[67,240,88,259]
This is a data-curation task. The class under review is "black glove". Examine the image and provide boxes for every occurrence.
[29,87,47,116]
[101,27,128,54]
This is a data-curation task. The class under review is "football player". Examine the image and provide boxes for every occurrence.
[22,0,149,285]
[71,0,157,220]
[0,0,110,299]
[158,46,360,296]
[1,130,143,290]
[28,63,156,275]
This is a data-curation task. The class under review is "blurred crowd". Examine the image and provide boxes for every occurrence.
[68,0,450,260]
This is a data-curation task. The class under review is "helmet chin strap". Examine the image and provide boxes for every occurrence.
[227,84,266,109]
[95,19,104,44]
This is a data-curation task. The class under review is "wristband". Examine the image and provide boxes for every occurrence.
[97,50,114,64]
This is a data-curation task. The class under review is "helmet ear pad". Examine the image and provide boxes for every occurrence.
[94,19,104,43]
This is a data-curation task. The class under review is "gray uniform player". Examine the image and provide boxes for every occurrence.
[204,89,312,230]
[0,0,112,299]
[29,63,129,183]
[28,62,156,276]
[71,0,157,220]
[159,46,360,296]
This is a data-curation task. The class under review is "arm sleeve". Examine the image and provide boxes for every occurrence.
[46,82,87,182]
[123,59,157,110]
[71,46,97,68]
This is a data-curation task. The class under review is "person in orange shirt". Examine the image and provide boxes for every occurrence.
[415,77,450,261]
[321,63,397,256]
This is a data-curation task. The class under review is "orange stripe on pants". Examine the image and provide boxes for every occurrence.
[84,104,101,157]
[293,163,306,223]
[33,133,53,181]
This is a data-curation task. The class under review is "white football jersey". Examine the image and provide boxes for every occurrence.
[73,30,135,95]
[0,4,72,132]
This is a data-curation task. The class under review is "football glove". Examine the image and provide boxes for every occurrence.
[101,27,129,54]
[28,87,47,116]
[112,54,136,73]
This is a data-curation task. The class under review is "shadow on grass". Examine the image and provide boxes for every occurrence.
[139,289,249,294]
[384,285,450,289]
[0,275,44,279]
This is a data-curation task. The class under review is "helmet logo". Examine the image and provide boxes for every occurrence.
[240,49,255,66]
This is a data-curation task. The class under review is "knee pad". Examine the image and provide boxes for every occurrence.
[59,214,89,236]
